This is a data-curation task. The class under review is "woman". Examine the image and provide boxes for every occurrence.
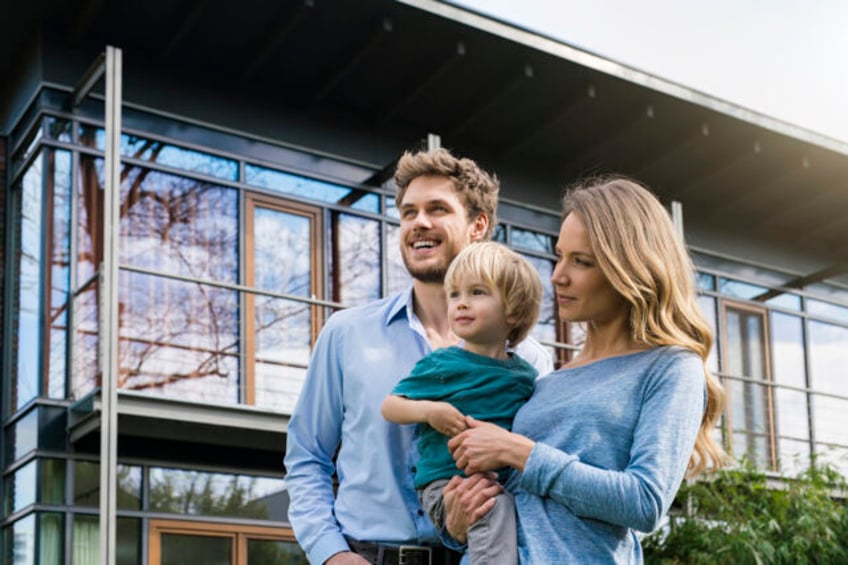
[444,176,727,563]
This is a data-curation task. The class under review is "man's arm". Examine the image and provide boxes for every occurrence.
[381,395,466,437]
[284,320,352,564]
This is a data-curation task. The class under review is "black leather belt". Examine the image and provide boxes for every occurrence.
[346,537,463,565]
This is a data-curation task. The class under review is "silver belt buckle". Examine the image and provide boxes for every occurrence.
[398,545,432,565]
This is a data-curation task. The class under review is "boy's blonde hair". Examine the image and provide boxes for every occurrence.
[444,241,542,347]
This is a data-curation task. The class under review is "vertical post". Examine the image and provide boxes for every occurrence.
[671,200,685,244]
[99,44,122,565]
[426,132,441,151]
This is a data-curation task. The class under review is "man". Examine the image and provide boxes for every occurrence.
[284,148,553,565]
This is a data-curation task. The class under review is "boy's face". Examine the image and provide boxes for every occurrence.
[398,175,487,283]
[447,274,511,355]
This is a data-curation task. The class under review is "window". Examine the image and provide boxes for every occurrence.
[721,302,776,469]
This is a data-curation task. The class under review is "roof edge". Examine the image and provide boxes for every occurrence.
[400,0,848,156]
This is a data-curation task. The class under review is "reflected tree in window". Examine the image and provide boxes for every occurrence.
[77,155,240,403]
[329,212,380,306]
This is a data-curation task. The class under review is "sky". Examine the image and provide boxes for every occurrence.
[449,0,848,145]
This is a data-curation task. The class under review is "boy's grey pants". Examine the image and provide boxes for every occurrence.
[419,478,518,565]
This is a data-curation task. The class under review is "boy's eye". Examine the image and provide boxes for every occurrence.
[448,290,460,298]
[471,288,488,295]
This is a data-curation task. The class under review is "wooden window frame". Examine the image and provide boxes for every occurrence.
[243,193,324,405]
[719,299,778,470]
[148,519,298,565]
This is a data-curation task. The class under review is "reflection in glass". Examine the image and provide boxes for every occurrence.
[491,224,506,243]
[511,227,554,254]
[246,164,378,212]
[697,296,719,373]
[149,468,286,520]
[120,166,238,283]
[247,539,308,564]
[48,150,72,399]
[770,313,806,388]
[8,515,36,565]
[118,271,240,404]
[523,255,556,366]
[77,156,104,285]
[385,224,411,296]
[385,195,399,219]
[161,534,231,565]
[696,272,715,291]
[814,445,848,477]
[807,298,848,325]
[725,307,772,468]
[14,152,44,410]
[72,280,99,400]
[74,462,142,510]
[808,321,848,397]
[778,438,810,477]
[717,277,800,310]
[812,395,848,447]
[252,206,314,412]
[9,410,38,463]
[46,117,73,142]
[7,460,37,515]
[79,126,239,181]
[329,213,380,306]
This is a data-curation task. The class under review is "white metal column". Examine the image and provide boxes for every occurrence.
[99,45,122,565]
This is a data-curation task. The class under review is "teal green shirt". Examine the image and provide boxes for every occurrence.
[392,346,536,488]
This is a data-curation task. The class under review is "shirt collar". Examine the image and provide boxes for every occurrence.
[385,285,415,326]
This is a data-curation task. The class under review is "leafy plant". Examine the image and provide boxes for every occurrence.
[643,460,848,564]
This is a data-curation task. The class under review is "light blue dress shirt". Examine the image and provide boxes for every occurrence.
[284,286,553,564]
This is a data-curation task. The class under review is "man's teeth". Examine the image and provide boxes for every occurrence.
[413,241,437,249]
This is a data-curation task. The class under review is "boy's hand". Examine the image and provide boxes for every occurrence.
[426,402,468,437]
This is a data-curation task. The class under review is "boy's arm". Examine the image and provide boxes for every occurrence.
[381,395,468,437]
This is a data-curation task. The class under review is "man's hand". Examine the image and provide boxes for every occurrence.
[325,551,370,564]
[426,401,467,437]
[442,473,502,543]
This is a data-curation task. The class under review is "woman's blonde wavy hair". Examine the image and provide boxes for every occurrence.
[562,175,728,476]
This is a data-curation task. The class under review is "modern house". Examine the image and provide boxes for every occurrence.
[2,0,847,563]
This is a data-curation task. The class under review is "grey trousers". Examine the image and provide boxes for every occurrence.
[419,478,518,565]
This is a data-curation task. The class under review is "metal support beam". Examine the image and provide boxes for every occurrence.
[99,44,122,565]
[671,200,685,244]
[72,52,106,108]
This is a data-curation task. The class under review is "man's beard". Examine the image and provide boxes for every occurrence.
[401,244,459,284]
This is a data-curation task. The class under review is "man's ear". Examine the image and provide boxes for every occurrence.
[469,213,488,242]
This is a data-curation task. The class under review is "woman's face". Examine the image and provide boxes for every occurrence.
[551,212,628,325]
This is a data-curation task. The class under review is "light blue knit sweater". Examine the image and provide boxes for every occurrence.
[511,346,705,564]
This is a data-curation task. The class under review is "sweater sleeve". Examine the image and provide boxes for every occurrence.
[518,352,705,533]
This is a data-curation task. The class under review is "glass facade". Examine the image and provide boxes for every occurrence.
[3,92,848,563]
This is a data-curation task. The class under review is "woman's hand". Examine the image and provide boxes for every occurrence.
[442,473,502,543]
[448,416,535,474]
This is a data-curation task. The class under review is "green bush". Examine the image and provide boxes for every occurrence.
[643,460,848,564]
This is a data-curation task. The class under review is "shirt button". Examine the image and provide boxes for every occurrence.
[411,466,417,473]
[417,509,424,516]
